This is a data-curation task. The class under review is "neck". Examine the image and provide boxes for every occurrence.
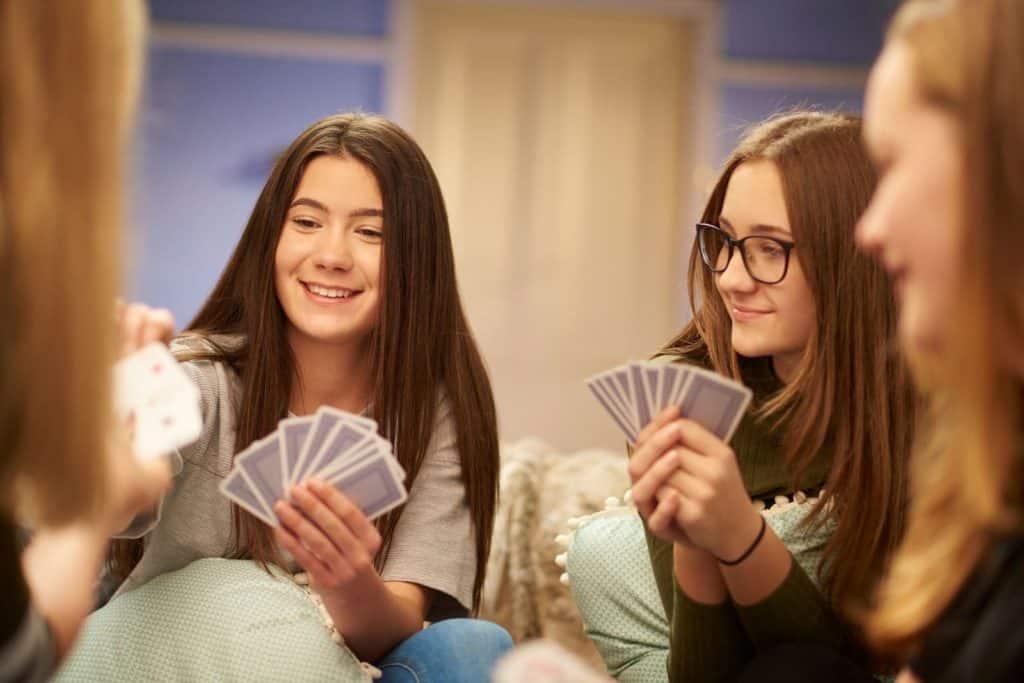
[771,351,801,384]
[287,328,374,416]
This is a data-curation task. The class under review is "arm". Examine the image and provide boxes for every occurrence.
[1,516,57,682]
[19,523,109,659]
[320,578,431,661]
[666,543,754,682]
[663,419,845,652]
[19,302,174,661]
[275,479,432,661]
[632,407,753,681]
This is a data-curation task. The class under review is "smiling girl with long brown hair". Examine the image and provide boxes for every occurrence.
[60,113,511,682]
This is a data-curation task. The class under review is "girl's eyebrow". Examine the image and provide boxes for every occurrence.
[288,198,383,219]
[289,197,327,212]
[349,208,384,218]
[719,215,792,238]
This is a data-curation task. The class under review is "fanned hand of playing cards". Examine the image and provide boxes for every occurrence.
[114,342,203,463]
[586,361,753,444]
[219,406,408,526]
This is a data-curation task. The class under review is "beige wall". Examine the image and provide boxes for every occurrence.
[411,2,696,450]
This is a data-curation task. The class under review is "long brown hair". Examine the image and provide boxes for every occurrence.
[113,114,499,610]
[664,112,917,618]
[0,0,144,525]
[866,0,1024,655]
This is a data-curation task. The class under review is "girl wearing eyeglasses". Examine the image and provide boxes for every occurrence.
[624,111,917,681]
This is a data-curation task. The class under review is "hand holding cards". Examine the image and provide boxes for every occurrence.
[219,406,408,526]
[114,342,202,462]
[586,361,752,444]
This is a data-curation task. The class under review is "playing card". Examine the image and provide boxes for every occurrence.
[131,389,203,463]
[298,419,378,484]
[278,416,314,492]
[220,407,407,528]
[641,365,662,420]
[323,454,408,520]
[114,342,198,416]
[288,407,345,487]
[586,376,639,442]
[236,436,284,520]
[678,369,752,442]
[628,362,654,428]
[219,468,276,526]
[606,366,640,429]
[594,371,642,432]
[659,364,687,408]
[114,342,202,462]
[587,361,751,445]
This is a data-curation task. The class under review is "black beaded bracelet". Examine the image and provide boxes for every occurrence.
[716,515,767,567]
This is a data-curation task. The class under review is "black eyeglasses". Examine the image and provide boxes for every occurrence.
[696,223,796,285]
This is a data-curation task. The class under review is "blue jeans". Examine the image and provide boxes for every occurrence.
[377,619,514,683]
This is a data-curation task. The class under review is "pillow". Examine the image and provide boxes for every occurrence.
[54,558,371,682]
[565,493,835,682]
[567,509,669,682]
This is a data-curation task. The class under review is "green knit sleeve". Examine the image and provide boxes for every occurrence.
[668,588,754,683]
[733,553,845,651]
[645,528,754,682]
[644,529,674,618]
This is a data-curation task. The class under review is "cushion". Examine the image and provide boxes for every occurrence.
[566,495,834,682]
[54,558,370,682]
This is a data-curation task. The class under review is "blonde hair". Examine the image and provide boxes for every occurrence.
[0,1,145,526]
[866,0,1024,656]
[666,112,917,622]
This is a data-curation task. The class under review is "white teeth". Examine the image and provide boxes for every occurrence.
[307,284,354,299]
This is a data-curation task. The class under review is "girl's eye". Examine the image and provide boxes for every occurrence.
[357,227,383,240]
[292,217,320,230]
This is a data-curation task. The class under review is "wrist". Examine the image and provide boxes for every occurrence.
[318,568,383,609]
[674,541,718,568]
[672,544,727,604]
[715,513,767,566]
[712,509,764,561]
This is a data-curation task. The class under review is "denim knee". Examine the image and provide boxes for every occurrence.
[378,618,514,683]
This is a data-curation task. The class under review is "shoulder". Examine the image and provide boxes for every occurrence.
[169,334,243,422]
[651,348,711,369]
[424,389,458,465]
[915,536,1024,681]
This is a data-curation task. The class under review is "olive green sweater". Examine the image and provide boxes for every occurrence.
[644,354,843,682]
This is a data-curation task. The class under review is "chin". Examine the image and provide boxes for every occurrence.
[899,312,945,360]
[293,322,373,347]
[730,332,773,359]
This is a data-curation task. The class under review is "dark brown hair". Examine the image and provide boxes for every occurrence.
[665,111,917,620]
[113,113,499,611]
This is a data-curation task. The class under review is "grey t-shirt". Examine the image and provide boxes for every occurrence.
[117,338,476,621]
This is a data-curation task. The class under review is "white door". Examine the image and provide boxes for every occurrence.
[410,1,696,451]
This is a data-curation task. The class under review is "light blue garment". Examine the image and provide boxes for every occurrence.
[568,503,836,682]
[55,558,370,682]
[56,557,513,683]
[377,618,514,683]
[568,512,669,682]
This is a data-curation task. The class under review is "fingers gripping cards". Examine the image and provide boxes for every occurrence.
[219,407,407,525]
[586,361,752,445]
